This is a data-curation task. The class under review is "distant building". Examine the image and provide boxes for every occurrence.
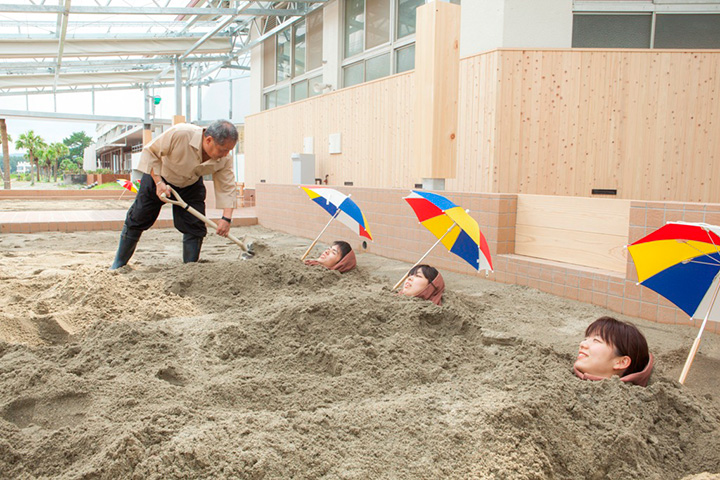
[16,161,31,174]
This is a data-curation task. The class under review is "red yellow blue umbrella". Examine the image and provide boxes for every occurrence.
[627,221,720,384]
[393,190,492,289]
[299,186,372,260]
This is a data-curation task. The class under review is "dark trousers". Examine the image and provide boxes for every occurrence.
[125,173,207,238]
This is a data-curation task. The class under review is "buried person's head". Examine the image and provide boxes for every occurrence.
[305,240,356,273]
[400,264,445,305]
[574,316,653,386]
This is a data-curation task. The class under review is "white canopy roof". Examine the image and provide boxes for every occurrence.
[0,0,324,94]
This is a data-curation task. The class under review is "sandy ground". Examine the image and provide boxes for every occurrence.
[0,222,719,479]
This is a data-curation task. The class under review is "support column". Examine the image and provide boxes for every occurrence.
[174,56,184,124]
[186,83,192,121]
[197,82,203,122]
[413,1,461,191]
[228,79,233,120]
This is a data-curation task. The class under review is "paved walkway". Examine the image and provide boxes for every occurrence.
[0,206,257,233]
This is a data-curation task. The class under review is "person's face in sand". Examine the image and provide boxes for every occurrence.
[575,335,631,379]
[317,245,342,268]
[401,270,430,297]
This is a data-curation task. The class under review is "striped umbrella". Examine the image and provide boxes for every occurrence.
[627,221,720,384]
[116,179,139,199]
[299,186,372,260]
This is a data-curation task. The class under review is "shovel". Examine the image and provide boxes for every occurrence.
[160,186,254,259]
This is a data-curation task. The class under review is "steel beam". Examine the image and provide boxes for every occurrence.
[0,4,307,16]
[53,0,72,87]
[0,55,235,71]
[0,108,172,125]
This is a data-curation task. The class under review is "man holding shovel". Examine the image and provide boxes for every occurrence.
[110,120,238,270]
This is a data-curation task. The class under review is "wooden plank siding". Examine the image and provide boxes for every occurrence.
[515,194,631,273]
[244,49,720,203]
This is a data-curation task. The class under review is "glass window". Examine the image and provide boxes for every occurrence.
[572,14,651,48]
[655,14,720,49]
[293,81,309,102]
[263,36,275,88]
[307,9,324,71]
[276,27,292,82]
[395,44,415,73]
[308,75,324,97]
[294,21,306,77]
[277,86,290,106]
[397,0,423,39]
[345,0,365,58]
[264,91,277,110]
[367,0,391,49]
[366,53,390,81]
[343,62,364,87]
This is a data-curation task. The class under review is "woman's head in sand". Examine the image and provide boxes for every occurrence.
[575,316,650,379]
[401,265,438,297]
[316,241,352,269]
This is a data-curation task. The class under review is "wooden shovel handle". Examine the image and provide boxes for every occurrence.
[161,187,248,252]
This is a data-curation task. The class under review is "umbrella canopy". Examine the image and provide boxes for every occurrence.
[116,179,139,193]
[404,190,492,272]
[627,221,720,321]
[300,186,372,240]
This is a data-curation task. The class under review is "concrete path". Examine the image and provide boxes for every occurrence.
[0,206,257,233]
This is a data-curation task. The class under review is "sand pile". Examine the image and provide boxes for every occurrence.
[0,228,718,479]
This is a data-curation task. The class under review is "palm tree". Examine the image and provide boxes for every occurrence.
[14,130,47,186]
[36,147,50,182]
[0,119,11,189]
[47,142,70,182]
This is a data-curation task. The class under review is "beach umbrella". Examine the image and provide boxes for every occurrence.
[299,186,373,260]
[627,221,720,384]
[394,190,492,289]
[116,179,139,199]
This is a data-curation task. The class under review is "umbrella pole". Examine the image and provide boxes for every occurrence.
[393,222,457,291]
[679,275,720,384]
[300,209,340,261]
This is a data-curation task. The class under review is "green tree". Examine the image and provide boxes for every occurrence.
[59,155,82,174]
[14,130,46,185]
[63,131,93,159]
[46,142,70,182]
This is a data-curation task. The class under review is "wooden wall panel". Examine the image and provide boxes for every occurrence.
[245,49,720,203]
[515,194,630,273]
[245,72,417,189]
[446,51,498,193]
[487,49,720,202]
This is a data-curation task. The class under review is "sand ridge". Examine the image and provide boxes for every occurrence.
[0,227,718,479]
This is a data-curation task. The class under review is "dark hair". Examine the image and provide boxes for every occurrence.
[204,120,238,145]
[332,241,352,260]
[585,316,649,377]
[408,264,438,283]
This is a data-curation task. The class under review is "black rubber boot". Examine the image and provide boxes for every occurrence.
[110,225,142,270]
[182,234,204,263]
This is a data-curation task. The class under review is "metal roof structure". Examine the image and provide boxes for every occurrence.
[0,0,326,123]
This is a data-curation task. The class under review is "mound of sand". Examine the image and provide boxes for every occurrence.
[0,227,718,479]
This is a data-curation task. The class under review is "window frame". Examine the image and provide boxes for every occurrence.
[262,13,324,110]
[340,0,418,88]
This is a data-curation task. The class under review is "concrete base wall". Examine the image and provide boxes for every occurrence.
[256,183,720,334]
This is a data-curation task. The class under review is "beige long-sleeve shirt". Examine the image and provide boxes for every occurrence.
[137,123,237,209]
